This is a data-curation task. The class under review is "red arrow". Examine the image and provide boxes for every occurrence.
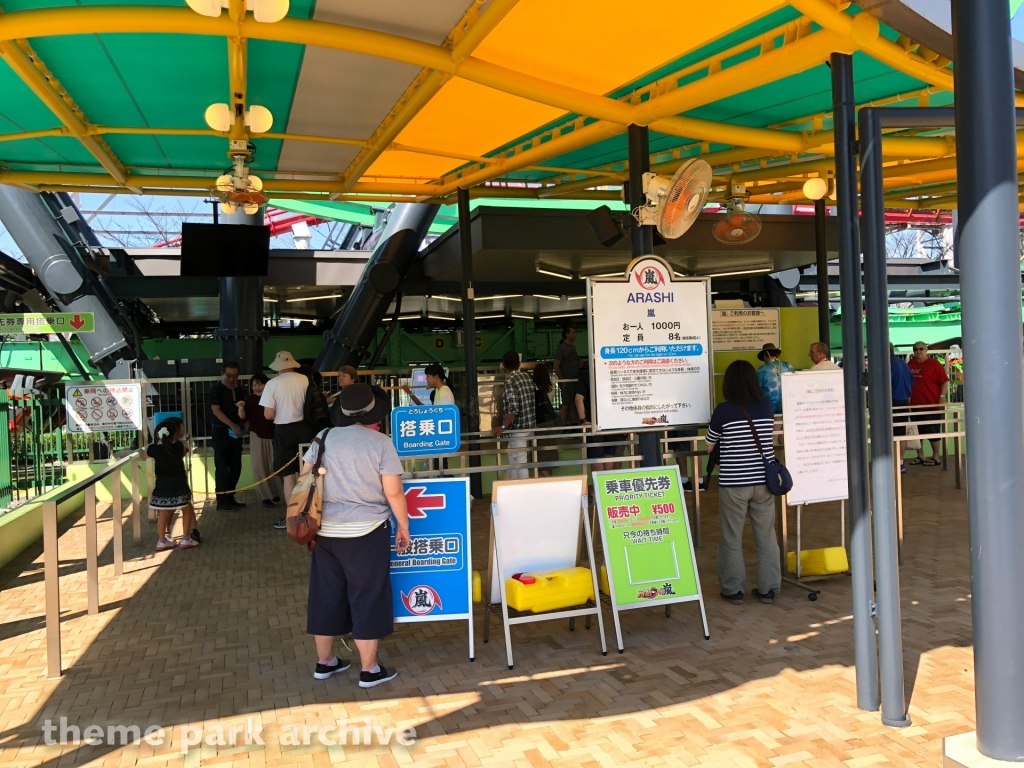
[404,487,445,518]
[69,314,85,330]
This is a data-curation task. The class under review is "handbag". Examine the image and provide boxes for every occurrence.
[739,407,793,496]
[535,388,556,424]
[905,423,922,451]
[286,428,331,547]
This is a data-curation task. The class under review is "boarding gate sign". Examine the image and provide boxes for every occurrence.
[391,405,461,457]
[391,477,474,660]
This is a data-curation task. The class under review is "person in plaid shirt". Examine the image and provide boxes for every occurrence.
[492,350,536,479]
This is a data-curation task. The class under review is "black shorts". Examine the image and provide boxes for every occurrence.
[586,432,619,460]
[893,399,910,437]
[273,421,313,476]
[912,410,942,437]
[307,521,394,640]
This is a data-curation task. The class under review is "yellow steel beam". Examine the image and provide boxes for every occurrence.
[0,38,131,186]
[0,127,68,142]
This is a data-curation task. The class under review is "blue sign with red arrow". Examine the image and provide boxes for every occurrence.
[391,478,473,659]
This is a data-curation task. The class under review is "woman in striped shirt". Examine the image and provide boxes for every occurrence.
[705,360,782,606]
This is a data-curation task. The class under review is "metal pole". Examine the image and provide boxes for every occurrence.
[831,52,879,712]
[627,124,659,468]
[952,0,1024,758]
[814,199,831,348]
[458,187,483,498]
[84,484,99,616]
[859,107,910,727]
[217,206,265,377]
[112,465,123,578]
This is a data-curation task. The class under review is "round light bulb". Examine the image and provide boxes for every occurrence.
[802,177,828,201]
[246,105,273,134]
[252,0,289,23]
[243,203,260,215]
[214,174,233,193]
[248,174,263,191]
[220,201,238,215]
[204,103,232,132]
[186,0,222,17]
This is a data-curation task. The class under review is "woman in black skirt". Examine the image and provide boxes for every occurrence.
[141,417,198,550]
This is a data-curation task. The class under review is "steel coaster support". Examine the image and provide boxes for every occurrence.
[830,52,879,713]
[217,206,265,376]
[953,0,1024,759]
[814,199,830,347]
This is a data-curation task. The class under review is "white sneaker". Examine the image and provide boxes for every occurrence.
[156,535,176,551]
[178,537,199,549]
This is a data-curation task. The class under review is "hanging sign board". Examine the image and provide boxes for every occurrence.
[65,382,143,433]
[780,370,848,506]
[391,404,461,457]
[588,256,713,430]
[711,308,780,351]
[0,312,94,334]
[594,465,708,650]
[392,477,474,659]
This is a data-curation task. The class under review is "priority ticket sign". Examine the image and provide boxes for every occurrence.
[0,312,95,334]
[65,382,143,433]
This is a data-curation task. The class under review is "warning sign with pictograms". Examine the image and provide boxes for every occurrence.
[65,382,142,433]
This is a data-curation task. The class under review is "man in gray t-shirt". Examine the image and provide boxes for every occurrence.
[300,383,410,690]
[553,326,580,424]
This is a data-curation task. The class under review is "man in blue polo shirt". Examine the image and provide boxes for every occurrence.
[890,343,913,473]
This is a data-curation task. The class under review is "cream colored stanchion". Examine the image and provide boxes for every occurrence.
[84,484,99,616]
[43,500,61,678]
[131,459,141,543]
[111,467,123,577]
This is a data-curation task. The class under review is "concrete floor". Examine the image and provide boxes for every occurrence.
[0,462,973,767]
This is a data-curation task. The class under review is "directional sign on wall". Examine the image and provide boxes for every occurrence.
[0,313,95,333]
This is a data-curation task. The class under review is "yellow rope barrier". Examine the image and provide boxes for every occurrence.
[144,455,298,496]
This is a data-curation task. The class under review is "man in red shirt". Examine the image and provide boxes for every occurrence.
[907,341,949,466]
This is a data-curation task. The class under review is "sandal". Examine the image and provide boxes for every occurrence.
[908,457,924,465]
[921,458,940,466]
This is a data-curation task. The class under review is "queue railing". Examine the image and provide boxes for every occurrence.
[43,452,142,678]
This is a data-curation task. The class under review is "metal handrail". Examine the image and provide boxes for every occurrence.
[43,451,141,678]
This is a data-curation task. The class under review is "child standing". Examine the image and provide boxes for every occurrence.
[141,417,199,550]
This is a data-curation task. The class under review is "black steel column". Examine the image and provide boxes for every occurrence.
[814,199,831,347]
[831,52,879,712]
[217,206,265,376]
[952,0,1024,758]
[458,188,482,499]
[628,124,659,467]
[859,108,909,727]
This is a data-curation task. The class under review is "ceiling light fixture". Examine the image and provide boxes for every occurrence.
[541,312,585,319]
[284,294,343,303]
[262,297,278,303]
[474,294,523,301]
[186,0,289,23]
[533,294,565,301]
[803,177,828,201]
[704,268,769,278]
[536,264,573,280]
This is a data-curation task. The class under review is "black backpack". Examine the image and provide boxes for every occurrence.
[303,383,332,432]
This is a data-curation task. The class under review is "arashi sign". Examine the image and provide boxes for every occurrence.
[587,256,713,430]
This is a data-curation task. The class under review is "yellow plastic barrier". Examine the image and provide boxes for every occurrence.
[472,570,481,603]
[505,567,595,613]
[787,546,849,577]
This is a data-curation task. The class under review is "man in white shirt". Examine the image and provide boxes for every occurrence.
[260,350,313,528]
[808,342,840,370]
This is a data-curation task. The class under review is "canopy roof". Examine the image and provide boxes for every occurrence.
[0,0,1017,210]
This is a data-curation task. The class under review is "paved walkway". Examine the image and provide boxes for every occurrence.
[0,464,973,767]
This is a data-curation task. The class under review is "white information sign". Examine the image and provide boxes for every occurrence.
[781,370,848,506]
[65,382,143,434]
[711,308,780,351]
[589,256,713,430]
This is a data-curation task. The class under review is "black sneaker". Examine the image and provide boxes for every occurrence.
[682,479,693,492]
[262,499,276,509]
[189,528,202,544]
[231,501,246,508]
[273,496,281,503]
[313,657,351,680]
[721,591,744,605]
[359,665,398,688]
[752,588,775,605]
[273,519,287,530]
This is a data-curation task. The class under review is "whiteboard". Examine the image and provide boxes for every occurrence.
[589,257,713,431]
[781,370,849,506]
[488,477,586,604]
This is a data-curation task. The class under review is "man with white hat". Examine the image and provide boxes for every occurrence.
[260,350,313,529]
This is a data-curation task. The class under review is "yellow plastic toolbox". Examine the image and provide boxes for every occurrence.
[505,567,595,613]
[787,546,849,576]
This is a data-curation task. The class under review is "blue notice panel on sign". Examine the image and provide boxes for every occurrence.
[391,478,472,623]
[391,404,461,456]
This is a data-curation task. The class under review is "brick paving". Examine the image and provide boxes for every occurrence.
[0,465,974,767]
